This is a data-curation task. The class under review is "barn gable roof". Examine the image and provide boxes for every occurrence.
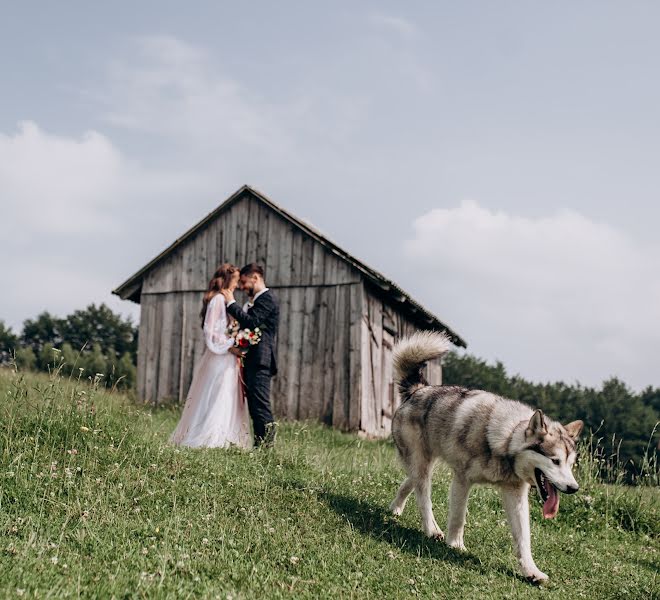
[113,185,466,347]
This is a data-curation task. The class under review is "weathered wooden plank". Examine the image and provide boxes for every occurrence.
[321,286,336,425]
[360,294,381,436]
[224,203,237,267]
[324,251,339,287]
[156,294,175,402]
[198,229,209,290]
[145,297,162,404]
[306,285,326,421]
[380,329,395,433]
[297,287,318,420]
[285,287,304,420]
[218,214,227,266]
[272,288,290,418]
[136,295,153,401]
[290,230,304,287]
[265,210,280,285]
[427,357,442,386]
[245,197,259,264]
[279,224,294,287]
[311,241,326,286]
[179,293,200,403]
[167,294,183,405]
[335,256,356,284]
[257,204,270,270]
[371,296,385,433]
[180,235,195,291]
[300,235,315,284]
[348,283,363,431]
[235,198,249,266]
[332,286,350,429]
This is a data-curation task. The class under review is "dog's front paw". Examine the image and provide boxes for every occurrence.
[426,529,445,541]
[389,502,404,517]
[446,538,466,552]
[524,570,549,585]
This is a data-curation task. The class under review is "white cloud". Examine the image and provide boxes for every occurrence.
[103,35,292,153]
[0,120,211,329]
[1,121,123,236]
[0,121,205,240]
[404,200,660,388]
[368,14,419,39]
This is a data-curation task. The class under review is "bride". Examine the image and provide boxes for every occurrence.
[170,263,251,449]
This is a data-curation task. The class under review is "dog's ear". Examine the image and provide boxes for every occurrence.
[526,409,547,438]
[564,420,584,441]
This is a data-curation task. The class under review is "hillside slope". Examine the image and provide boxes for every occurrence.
[1,370,658,599]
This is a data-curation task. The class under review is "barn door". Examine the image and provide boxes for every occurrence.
[380,329,395,433]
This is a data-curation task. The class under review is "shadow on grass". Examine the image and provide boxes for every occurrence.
[318,490,482,564]
[269,460,530,584]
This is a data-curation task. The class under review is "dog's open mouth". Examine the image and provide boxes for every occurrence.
[534,468,560,519]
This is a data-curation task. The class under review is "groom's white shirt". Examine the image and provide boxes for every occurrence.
[228,288,269,310]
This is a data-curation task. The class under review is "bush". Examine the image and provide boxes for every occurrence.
[81,343,109,381]
[0,320,19,364]
[14,346,37,371]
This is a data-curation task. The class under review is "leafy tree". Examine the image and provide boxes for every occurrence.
[81,343,109,381]
[60,343,80,373]
[61,304,137,361]
[0,321,19,364]
[14,347,36,371]
[38,343,59,371]
[640,386,660,414]
[110,351,137,390]
[21,312,65,355]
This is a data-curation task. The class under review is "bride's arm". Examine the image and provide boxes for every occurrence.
[203,295,235,355]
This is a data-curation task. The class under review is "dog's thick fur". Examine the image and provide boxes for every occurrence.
[390,332,583,583]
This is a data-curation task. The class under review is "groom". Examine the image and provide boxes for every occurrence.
[222,263,279,448]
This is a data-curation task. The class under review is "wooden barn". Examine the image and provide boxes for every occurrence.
[113,185,467,437]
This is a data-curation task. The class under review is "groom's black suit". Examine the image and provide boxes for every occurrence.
[226,290,279,446]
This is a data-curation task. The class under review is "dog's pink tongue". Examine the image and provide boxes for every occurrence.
[542,481,559,519]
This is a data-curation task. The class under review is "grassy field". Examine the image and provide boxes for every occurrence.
[1,369,658,599]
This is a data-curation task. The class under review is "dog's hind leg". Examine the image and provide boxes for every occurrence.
[500,484,548,584]
[390,476,414,516]
[413,457,444,540]
[446,475,471,551]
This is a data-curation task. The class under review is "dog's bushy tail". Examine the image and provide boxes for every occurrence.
[393,331,453,397]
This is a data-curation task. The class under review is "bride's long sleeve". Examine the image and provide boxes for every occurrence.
[203,295,235,355]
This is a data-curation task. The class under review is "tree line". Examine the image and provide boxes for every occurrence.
[0,304,137,389]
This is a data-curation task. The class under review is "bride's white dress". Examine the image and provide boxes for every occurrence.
[170,294,251,449]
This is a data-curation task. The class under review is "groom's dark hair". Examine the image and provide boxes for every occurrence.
[240,263,265,278]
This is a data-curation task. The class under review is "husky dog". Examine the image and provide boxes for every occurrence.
[389,332,583,583]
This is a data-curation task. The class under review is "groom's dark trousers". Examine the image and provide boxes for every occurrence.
[226,290,279,446]
[243,367,274,443]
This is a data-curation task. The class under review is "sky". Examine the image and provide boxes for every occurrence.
[1,1,659,390]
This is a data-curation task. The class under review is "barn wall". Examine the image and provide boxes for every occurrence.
[271,282,363,430]
[137,194,364,429]
[360,284,443,437]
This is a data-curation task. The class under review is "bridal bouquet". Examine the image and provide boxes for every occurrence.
[227,320,262,358]
[234,327,263,350]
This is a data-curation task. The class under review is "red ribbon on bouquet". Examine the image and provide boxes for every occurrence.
[238,359,247,404]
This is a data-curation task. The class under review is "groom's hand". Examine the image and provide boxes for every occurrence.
[221,289,235,304]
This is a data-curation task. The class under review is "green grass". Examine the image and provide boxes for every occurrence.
[1,369,658,599]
